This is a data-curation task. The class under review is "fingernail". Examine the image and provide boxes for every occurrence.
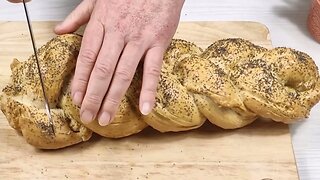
[141,102,152,115]
[81,110,94,124]
[73,92,83,106]
[99,112,110,126]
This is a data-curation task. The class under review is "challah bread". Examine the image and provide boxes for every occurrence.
[175,54,257,129]
[0,34,92,149]
[1,34,320,149]
[174,38,268,129]
[0,94,91,149]
[231,47,320,122]
[127,39,207,132]
[60,80,148,138]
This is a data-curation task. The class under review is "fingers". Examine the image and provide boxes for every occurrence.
[80,33,124,124]
[54,0,96,34]
[97,41,147,126]
[71,20,104,107]
[139,46,165,115]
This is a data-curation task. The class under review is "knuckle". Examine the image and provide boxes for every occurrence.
[145,66,161,78]
[105,97,120,106]
[127,35,143,46]
[85,93,102,105]
[72,75,89,92]
[93,62,113,80]
[79,49,97,64]
[130,40,144,48]
[74,75,88,86]
[115,69,132,83]
[130,39,143,46]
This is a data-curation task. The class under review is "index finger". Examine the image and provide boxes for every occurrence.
[96,41,147,126]
[71,20,104,106]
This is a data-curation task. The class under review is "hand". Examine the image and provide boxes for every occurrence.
[54,0,185,126]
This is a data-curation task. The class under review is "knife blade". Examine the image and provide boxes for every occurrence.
[22,0,55,135]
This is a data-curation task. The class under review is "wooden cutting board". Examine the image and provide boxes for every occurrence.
[0,21,299,180]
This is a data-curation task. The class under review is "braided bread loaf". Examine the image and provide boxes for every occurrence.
[1,34,319,149]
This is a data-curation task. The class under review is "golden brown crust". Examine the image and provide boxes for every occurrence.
[127,39,206,132]
[59,80,148,138]
[231,47,320,122]
[1,35,320,149]
[174,54,255,129]
[0,34,92,149]
[8,34,82,106]
[0,94,92,149]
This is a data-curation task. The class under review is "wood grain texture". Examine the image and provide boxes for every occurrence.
[0,21,298,179]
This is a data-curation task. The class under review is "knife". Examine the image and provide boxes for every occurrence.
[22,0,55,135]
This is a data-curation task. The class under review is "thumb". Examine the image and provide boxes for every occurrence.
[54,0,96,35]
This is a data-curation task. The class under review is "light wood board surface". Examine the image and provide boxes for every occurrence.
[0,21,298,180]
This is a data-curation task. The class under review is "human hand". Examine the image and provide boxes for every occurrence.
[54,0,185,126]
